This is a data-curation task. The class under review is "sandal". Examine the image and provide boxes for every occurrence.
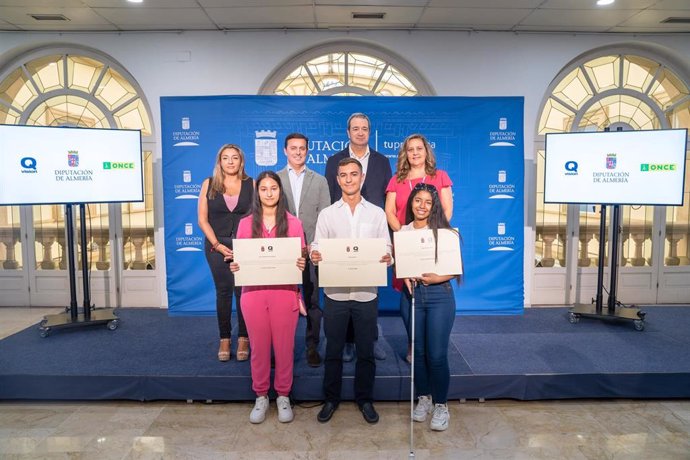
[218,338,231,362]
[237,337,250,361]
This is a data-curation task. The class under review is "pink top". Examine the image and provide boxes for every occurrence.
[235,212,306,293]
[386,170,453,226]
[223,193,239,212]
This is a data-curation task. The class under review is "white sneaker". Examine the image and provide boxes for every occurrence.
[249,396,269,424]
[276,396,294,423]
[430,403,449,431]
[412,395,433,422]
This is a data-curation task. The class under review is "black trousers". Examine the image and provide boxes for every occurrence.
[322,296,377,406]
[204,240,247,339]
[302,259,322,348]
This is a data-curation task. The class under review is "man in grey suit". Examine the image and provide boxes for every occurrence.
[278,133,331,367]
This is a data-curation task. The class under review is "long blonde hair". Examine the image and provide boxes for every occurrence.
[395,133,437,182]
[209,144,248,198]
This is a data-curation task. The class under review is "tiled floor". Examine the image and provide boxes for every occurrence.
[1,307,689,459]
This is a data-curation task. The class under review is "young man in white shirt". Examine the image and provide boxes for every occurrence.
[310,157,393,424]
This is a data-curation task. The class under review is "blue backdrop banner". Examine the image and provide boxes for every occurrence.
[161,95,524,316]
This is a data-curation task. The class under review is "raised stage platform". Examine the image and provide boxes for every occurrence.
[1,306,690,401]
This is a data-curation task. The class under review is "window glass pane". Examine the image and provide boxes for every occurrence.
[122,150,155,270]
[577,95,659,131]
[25,55,64,93]
[649,68,689,110]
[95,67,137,111]
[538,98,575,134]
[0,206,22,270]
[67,55,105,93]
[621,205,654,267]
[306,53,346,92]
[113,98,152,136]
[669,99,690,129]
[584,55,620,93]
[552,67,593,110]
[274,50,418,97]
[27,95,110,128]
[33,205,65,270]
[0,67,38,111]
[622,55,658,93]
[0,106,21,125]
[275,65,318,95]
[375,65,417,96]
[535,150,567,267]
[348,53,385,92]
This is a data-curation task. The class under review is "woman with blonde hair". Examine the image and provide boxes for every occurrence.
[198,144,253,361]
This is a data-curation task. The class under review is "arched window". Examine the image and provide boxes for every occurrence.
[533,43,690,305]
[260,41,434,96]
[0,46,155,290]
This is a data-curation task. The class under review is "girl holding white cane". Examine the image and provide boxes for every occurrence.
[398,183,459,431]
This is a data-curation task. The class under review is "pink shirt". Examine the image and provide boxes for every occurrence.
[235,212,306,292]
[386,170,453,226]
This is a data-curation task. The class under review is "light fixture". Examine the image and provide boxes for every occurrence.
[127,0,144,3]
[596,0,615,5]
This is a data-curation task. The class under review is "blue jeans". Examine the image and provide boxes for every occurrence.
[400,281,456,404]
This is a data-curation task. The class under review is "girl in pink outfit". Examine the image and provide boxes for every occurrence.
[230,171,306,424]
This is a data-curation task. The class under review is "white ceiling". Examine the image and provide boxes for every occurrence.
[0,0,689,33]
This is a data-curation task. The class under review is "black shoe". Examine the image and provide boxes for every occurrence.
[359,402,379,424]
[317,401,338,423]
[306,346,322,368]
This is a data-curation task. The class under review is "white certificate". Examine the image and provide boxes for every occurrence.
[318,238,388,287]
[232,237,302,286]
[394,229,462,278]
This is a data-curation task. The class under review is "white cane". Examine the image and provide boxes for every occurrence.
[409,279,416,459]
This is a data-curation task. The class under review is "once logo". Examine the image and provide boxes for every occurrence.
[103,162,135,169]
[640,163,676,172]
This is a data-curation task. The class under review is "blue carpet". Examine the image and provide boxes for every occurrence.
[1,306,690,401]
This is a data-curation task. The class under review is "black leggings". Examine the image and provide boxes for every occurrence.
[205,242,247,339]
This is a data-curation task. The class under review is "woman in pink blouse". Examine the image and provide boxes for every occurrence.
[230,171,306,424]
[384,133,454,362]
[385,134,453,231]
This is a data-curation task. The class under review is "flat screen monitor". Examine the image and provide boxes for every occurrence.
[0,125,143,205]
[544,129,688,206]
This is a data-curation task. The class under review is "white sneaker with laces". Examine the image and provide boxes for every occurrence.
[276,396,294,423]
[430,403,450,431]
[249,396,269,424]
[412,395,433,422]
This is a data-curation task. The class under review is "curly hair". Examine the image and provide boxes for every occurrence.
[395,133,437,182]
[404,183,458,263]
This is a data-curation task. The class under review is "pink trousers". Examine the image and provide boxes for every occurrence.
[241,287,299,396]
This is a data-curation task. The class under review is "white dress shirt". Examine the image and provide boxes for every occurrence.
[287,166,306,218]
[311,197,392,302]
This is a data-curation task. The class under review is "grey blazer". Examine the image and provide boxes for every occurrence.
[277,166,331,245]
